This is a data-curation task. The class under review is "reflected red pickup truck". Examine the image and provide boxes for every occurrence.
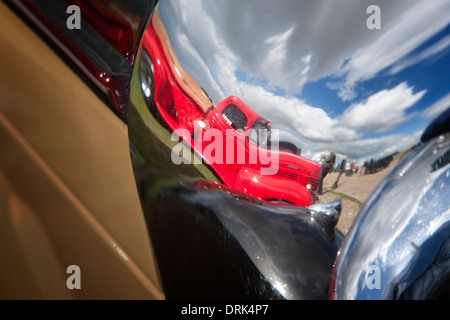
[141,15,321,207]
[192,96,322,207]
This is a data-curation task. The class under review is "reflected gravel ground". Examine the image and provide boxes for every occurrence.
[317,160,396,235]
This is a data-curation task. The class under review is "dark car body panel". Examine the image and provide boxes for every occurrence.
[141,181,343,299]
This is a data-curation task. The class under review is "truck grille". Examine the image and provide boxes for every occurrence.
[261,164,299,181]
[307,178,319,192]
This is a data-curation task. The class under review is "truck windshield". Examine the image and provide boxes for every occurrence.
[249,121,303,156]
[249,121,270,147]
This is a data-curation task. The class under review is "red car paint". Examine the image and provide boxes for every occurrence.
[10,0,154,121]
[141,14,321,207]
[141,13,207,135]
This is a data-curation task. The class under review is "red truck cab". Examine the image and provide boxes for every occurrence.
[194,96,322,207]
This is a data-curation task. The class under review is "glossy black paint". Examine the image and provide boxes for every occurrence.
[134,179,343,299]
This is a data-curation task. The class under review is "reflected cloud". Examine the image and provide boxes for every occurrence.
[156,0,450,162]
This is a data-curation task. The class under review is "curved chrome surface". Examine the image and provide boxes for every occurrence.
[334,133,450,299]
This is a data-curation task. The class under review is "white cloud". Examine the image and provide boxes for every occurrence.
[163,0,450,100]
[421,93,450,119]
[314,131,423,160]
[234,82,360,143]
[237,82,426,160]
[336,0,450,100]
[157,0,443,162]
[340,82,426,133]
[390,36,450,74]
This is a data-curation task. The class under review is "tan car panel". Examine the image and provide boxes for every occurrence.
[0,2,164,299]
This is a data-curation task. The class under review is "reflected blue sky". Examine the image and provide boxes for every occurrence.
[157,0,450,162]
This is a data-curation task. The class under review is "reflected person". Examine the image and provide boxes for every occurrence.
[317,151,335,195]
[331,157,347,189]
